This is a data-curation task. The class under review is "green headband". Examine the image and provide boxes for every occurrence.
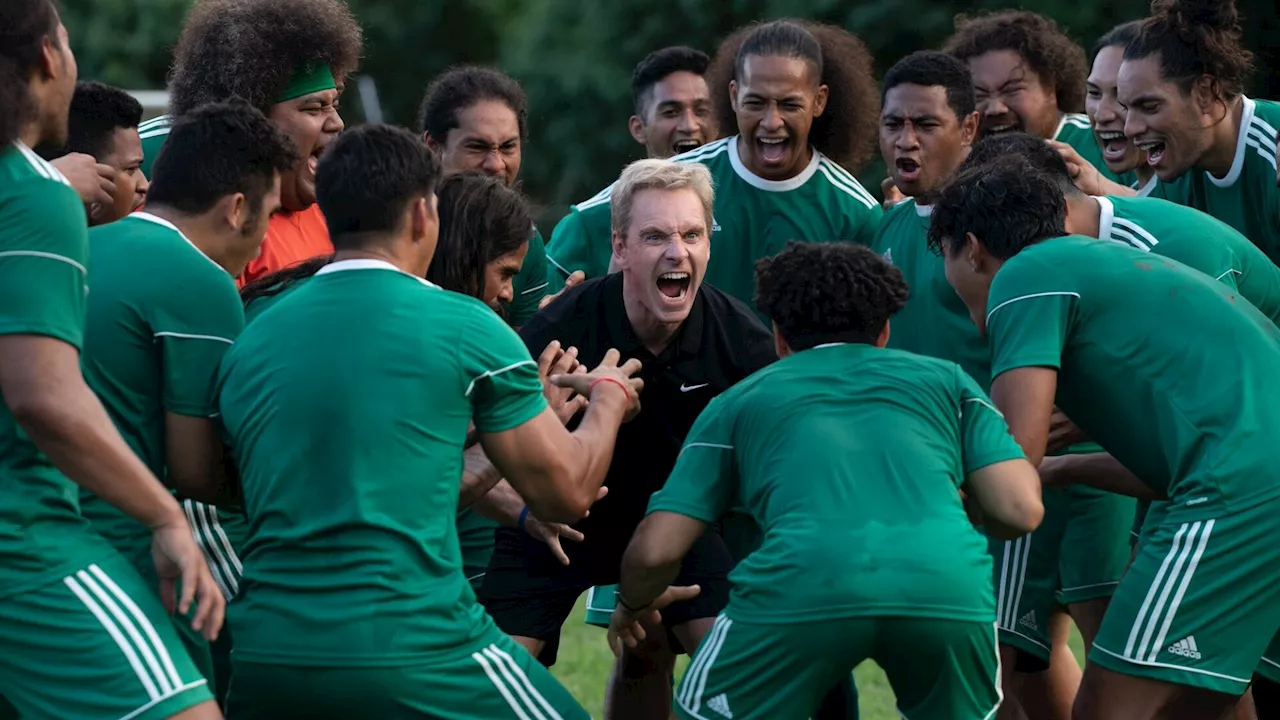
[276,64,337,103]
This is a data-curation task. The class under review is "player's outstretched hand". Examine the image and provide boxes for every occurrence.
[550,348,643,422]
[51,153,117,220]
[150,517,226,641]
[880,177,907,209]
[1047,407,1088,452]
[536,340,589,425]
[524,487,606,565]
[607,585,702,656]
[539,271,587,311]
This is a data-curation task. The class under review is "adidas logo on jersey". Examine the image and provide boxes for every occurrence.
[707,693,733,718]
[882,249,893,264]
[1168,636,1202,660]
[1019,611,1038,630]
[711,217,722,233]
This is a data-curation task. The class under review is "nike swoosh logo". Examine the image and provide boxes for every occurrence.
[680,383,710,393]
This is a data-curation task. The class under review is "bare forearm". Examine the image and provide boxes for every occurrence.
[472,479,527,525]
[562,391,628,502]
[1099,178,1137,197]
[457,445,503,509]
[20,386,181,527]
[619,541,683,610]
[1042,453,1164,500]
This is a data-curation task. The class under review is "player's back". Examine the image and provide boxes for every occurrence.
[709,344,1010,623]
[988,237,1280,514]
[873,199,991,388]
[1150,98,1280,263]
[545,136,883,306]
[218,261,540,663]
[1099,195,1280,325]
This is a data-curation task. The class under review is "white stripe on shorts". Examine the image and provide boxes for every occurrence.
[485,645,564,720]
[472,643,563,720]
[64,574,162,701]
[677,614,733,714]
[1122,520,1213,662]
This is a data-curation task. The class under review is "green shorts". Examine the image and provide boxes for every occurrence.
[584,584,616,627]
[675,613,999,720]
[0,553,213,720]
[226,627,589,719]
[1090,499,1280,695]
[457,508,498,591]
[1059,486,1136,605]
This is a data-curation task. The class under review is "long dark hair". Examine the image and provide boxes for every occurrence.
[1,0,61,146]
[424,172,532,300]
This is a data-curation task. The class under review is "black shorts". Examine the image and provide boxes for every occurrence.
[477,525,734,666]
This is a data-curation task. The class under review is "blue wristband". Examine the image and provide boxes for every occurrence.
[517,506,530,531]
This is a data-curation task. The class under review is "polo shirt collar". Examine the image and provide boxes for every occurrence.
[602,272,706,360]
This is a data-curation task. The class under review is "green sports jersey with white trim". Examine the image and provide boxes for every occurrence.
[1146,98,1280,263]
[987,236,1280,515]
[648,343,1024,624]
[545,136,884,308]
[219,259,548,665]
[504,226,549,327]
[1097,195,1280,325]
[78,213,244,591]
[0,143,119,598]
[1055,113,1135,186]
[138,114,172,179]
[873,199,991,389]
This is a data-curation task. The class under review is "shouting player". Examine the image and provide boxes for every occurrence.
[932,155,1280,720]
[1084,22,1155,195]
[141,0,363,285]
[1119,0,1280,263]
[546,19,883,294]
[628,46,717,159]
[37,81,150,224]
[0,1,224,718]
[614,241,1043,720]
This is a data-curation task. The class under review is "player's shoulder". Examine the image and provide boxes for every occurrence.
[570,181,617,214]
[0,143,79,207]
[1244,99,1279,176]
[696,282,774,360]
[1059,113,1093,133]
[518,273,612,346]
[812,152,879,212]
[671,136,734,170]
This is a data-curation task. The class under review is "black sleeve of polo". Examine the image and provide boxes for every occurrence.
[516,276,600,358]
[707,286,779,378]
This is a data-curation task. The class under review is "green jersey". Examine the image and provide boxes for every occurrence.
[1055,113,1135,186]
[986,236,1280,515]
[873,199,991,389]
[505,226,549,327]
[545,136,884,307]
[138,114,172,180]
[1147,98,1280,263]
[219,259,547,664]
[0,143,116,597]
[1097,195,1280,325]
[78,212,244,591]
[648,343,1024,623]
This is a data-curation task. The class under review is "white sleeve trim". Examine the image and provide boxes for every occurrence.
[961,397,1004,418]
[0,249,87,275]
[465,360,537,397]
[985,291,1080,325]
[153,331,234,345]
[679,442,734,457]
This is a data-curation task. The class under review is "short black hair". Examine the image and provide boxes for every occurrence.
[426,173,532,301]
[315,124,443,251]
[1091,20,1143,66]
[39,81,143,161]
[147,99,297,217]
[168,0,363,116]
[631,46,711,117]
[0,0,61,145]
[707,19,880,173]
[882,51,976,119]
[418,65,527,142]
[963,131,1079,195]
[944,10,1088,114]
[929,155,1067,261]
[755,242,910,351]
[1125,0,1253,102]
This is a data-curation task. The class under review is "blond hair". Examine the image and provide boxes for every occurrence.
[610,159,715,239]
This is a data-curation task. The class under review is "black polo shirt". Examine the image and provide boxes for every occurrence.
[518,272,776,544]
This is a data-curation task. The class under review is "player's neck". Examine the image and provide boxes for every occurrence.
[1063,195,1101,239]
[145,205,231,268]
[621,290,680,357]
[332,244,425,278]
[1200,98,1246,178]
[17,121,43,149]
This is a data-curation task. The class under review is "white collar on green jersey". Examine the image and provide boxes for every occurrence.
[1133,173,1159,197]
[317,258,439,288]
[810,342,848,350]
[1094,195,1117,241]
[914,201,933,217]
[130,211,225,272]
[12,141,72,187]
[1206,96,1256,189]
[727,135,821,192]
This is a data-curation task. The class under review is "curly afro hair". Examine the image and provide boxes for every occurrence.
[706,19,880,174]
[944,10,1087,114]
[1126,0,1253,101]
[755,242,909,351]
[168,0,363,116]
[928,155,1067,261]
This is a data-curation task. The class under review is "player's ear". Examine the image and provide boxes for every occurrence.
[220,192,248,233]
[423,132,442,154]
[628,116,647,147]
[812,84,829,117]
[770,322,792,359]
[728,80,740,114]
[963,232,983,271]
[960,111,980,147]
[611,230,627,269]
[875,320,891,349]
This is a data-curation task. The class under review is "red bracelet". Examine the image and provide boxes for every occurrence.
[589,377,630,399]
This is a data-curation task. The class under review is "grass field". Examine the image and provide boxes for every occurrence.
[551,595,1087,719]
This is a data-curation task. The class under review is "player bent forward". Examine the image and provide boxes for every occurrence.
[612,241,1044,720]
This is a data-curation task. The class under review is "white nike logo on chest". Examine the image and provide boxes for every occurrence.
[680,383,710,393]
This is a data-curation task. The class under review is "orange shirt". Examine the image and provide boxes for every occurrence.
[237,204,333,288]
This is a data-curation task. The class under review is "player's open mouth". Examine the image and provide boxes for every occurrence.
[656,272,691,301]
[982,121,1018,136]
[1096,130,1129,162]
[306,148,322,176]
[757,137,789,165]
[895,158,922,184]
[1136,139,1166,167]
[673,139,702,155]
